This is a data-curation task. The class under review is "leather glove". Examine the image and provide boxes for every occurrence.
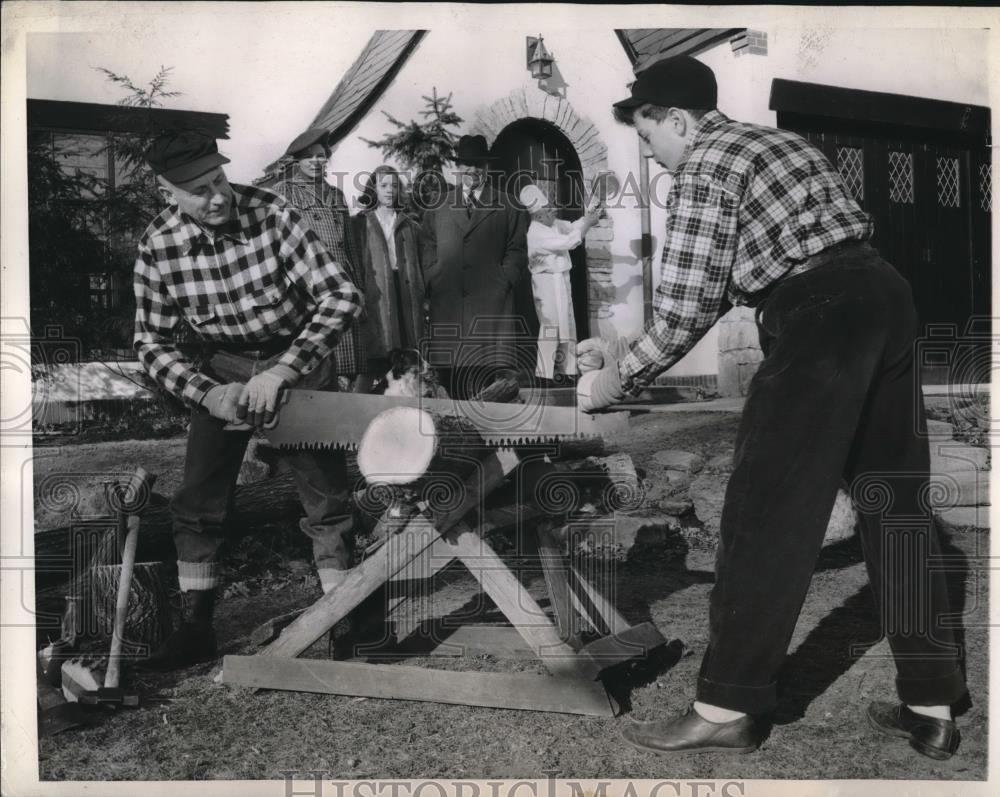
[237,364,298,427]
[200,383,244,423]
[576,336,631,374]
[577,362,626,413]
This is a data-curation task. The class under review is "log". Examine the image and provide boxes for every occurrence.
[357,406,489,486]
[34,473,306,586]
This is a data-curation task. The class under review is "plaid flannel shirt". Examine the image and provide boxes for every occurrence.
[619,110,873,394]
[271,174,368,375]
[133,183,363,405]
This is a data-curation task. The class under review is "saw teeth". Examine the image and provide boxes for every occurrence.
[276,442,358,452]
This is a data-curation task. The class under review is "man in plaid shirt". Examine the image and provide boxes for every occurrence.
[580,57,966,759]
[133,130,363,670]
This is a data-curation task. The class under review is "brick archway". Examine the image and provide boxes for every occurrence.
[469,88,615,325]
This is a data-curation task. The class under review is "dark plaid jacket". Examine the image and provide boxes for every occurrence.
[620,110,873,394]
[133,183,362,404]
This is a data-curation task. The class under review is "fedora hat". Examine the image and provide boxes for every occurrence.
[453,134,496,165]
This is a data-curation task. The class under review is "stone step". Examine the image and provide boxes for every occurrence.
[936,506,990,529]
[931,444,990,474]
[926,419,955,441]
[930,471,990,507]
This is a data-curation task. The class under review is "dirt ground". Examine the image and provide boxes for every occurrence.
[33,410,989,782]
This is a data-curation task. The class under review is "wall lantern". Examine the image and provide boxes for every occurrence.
[526,35,554,80]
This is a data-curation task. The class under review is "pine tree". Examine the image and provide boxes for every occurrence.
[362,88,463,210]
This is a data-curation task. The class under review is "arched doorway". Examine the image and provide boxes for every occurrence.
[490,119,590,340]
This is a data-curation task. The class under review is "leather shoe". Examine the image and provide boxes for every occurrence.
[622,705,759,754]
[867,701,960,760]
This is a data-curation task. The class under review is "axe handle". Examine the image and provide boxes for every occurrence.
[104,514,139,689]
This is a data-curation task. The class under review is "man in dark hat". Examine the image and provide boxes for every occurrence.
[272,128,372,393]
[133,130,363,669]
[578,55,967,758]
[420,134,529,398]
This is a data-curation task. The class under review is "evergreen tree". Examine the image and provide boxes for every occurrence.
[362,88,462,211]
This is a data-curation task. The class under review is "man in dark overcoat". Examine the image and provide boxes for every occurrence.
[420,135,529,398]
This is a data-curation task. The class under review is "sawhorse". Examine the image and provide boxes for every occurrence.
[223,448,666,716]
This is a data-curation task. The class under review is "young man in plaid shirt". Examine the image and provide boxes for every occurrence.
[133,131,363,670]
[578,56,967,759]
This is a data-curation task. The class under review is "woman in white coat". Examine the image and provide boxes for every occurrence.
[519,184,602,385]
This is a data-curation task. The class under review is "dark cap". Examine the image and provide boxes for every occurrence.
[145,130,230,184]
[453,134,497,165]
[284,127,329,158]
[613,55,717,112]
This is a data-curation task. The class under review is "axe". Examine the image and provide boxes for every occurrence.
[63,467,155,708]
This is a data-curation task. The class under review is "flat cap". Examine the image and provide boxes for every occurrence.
[613,55,718,112]
[146,130,230,184]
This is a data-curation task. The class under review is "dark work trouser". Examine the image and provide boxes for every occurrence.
[695,243,967,714]
[171,351,353,593]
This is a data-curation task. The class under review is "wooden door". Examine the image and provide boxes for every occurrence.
[780,114,991,383]
[490,120,590,340]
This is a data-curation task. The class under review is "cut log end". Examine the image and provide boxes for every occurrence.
[358,407,439,486]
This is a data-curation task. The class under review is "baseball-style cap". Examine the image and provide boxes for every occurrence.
[613,55,718,112]
[145,130,230,184]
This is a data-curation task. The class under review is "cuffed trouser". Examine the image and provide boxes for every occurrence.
[695,242,967,714]
[171,350,353,592]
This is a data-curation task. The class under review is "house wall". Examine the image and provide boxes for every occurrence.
[328,26,990,387]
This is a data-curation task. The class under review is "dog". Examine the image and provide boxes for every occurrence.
[373,348,449,399]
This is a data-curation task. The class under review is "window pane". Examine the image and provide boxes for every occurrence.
[888,151,914,204]
[936,157,960,208]
[837,147,864,202]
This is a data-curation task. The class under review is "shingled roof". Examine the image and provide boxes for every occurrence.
[616,29,744,73]
[259,30,425,181]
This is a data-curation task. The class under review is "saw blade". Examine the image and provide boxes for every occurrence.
[262,390,629,450]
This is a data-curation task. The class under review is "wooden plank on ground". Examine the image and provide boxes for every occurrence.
[222,655,614,716]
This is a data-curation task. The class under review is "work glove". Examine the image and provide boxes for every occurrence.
[200,383,244,423]
[576,336,631,374]
[237,364,299,427]
[577,362,626,413]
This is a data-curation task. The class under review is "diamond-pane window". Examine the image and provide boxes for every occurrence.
[979,163,991,212]
[936,157,960,208]
[837,147,864,202]
[888,151,914,204]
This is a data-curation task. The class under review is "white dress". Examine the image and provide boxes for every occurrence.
[526,217,587,379]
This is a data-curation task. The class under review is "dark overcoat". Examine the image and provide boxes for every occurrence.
[420,185,529,368]
[351,210,427,365]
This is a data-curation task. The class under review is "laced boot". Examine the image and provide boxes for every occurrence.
[138,589,218,671]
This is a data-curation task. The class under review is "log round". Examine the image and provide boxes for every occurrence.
[357,407,439,486]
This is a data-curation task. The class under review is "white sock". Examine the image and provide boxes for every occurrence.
[693,700,747,723]
[907,704,953,721]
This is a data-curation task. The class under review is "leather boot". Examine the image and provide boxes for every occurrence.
[138,589,217,671]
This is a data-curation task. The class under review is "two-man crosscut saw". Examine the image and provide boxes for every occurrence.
[245,389,629,450]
